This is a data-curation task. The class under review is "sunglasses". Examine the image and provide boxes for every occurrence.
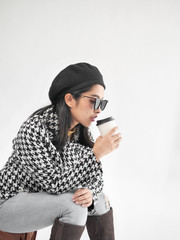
[82,95,108,111]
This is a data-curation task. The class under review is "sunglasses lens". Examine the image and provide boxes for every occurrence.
[100,100,108,111]
[94,99,101,110]
[94,99,108,111]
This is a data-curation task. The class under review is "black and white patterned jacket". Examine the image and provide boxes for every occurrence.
[0,106,103,206]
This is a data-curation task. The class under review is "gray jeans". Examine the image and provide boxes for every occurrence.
[0,191,110,233]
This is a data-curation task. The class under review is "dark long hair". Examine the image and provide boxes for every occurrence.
[28,86,94,151]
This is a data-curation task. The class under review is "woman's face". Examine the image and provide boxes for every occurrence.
[67,84,105,128]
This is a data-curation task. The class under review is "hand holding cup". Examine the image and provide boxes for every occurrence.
[93,117,122,161]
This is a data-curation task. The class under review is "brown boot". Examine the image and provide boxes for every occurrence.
[49,219,85,240]
[0,231,37,240]
[86,208,115,240]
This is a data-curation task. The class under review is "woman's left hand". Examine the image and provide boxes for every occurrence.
[72,188,93,207]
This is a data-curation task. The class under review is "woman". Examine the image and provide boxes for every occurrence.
[0,63,122,240]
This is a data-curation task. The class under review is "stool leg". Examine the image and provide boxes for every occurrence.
[24,231,37,240]
[0,231,37,240]
[21,231,37,240]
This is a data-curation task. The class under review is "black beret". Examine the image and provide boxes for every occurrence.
[49,62,106,104]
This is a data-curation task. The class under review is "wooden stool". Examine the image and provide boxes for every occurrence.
[0,231,37,240]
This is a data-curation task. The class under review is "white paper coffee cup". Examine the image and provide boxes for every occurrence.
[96,117,117,136]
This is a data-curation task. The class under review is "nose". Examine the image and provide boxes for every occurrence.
[95,107,101,114]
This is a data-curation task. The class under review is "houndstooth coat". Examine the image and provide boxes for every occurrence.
[0,106,103,207]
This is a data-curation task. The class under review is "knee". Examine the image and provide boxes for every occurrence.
[92,193,111,216]
[68,203,87,226]
[103,193,110,210]
[58,192,87,226]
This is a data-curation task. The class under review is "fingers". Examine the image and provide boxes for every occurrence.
[115,134,122,145]
[73,188,89,198]
[81,200,92,207]
[73,192,91,201]
[107,126,118,136]
[111,132,122,151]
[73,197,92,207]
[114,142,120,150]
[106,127,122,141]
[107,129,122,145]
[73,188,93,207]
[112,132,122,141]
[94,126,122,160]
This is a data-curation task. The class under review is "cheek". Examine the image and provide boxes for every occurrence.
[83,102,93,114]
[79,101,92,113]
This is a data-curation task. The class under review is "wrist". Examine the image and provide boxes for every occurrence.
[92,147,102,162]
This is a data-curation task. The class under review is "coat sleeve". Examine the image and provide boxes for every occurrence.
[13,116,103,198]
[62,142,104,204]
[80,129,104,204]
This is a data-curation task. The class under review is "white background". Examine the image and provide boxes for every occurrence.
[0,0,180,239]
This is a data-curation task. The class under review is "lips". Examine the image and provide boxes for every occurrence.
[91,116,97,121]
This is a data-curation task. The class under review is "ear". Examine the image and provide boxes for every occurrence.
[64,93,75,108]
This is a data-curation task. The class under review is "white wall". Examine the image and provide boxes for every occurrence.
[0,0,180,239]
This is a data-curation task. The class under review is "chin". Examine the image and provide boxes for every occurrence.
[81,121,91,128]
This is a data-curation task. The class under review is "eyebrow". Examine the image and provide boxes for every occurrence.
[90,94,104,99]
